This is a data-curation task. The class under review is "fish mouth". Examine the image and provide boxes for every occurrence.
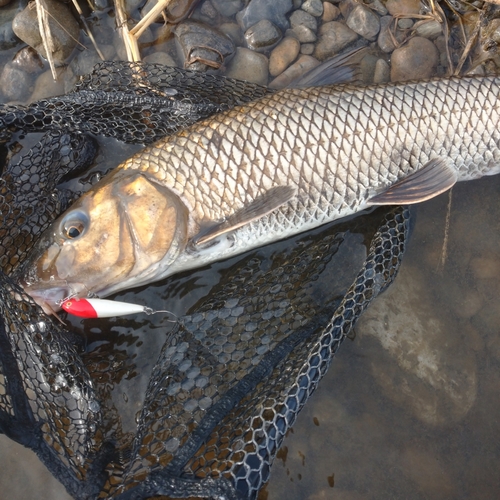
[20,280,86,315]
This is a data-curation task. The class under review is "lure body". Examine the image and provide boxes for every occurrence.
[61,298,147,318]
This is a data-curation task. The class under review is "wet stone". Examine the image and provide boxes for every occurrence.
[302,0,323,17]
[224,47,269,85]
[245,19,282,52]
[378,15,405,53]
[236,0,293,31]
[313,21,358,61]
[290,9,318,31]
[346,3,380,41]
[12,0,80,64]
[269,54,319,88]
[415,19,443,39]
[322,2,339,22]
[219,22,244,45]
[369,0,388,16]
[143,51,177,66]
[397,18,414,29]
[211,0,243,17]
[0,1,22,50]
[292,24,317,43]
[174,20,235,71]
[269,36,300,76]
[373,57,390,83]
[300,43,315,54]
[386,0,421,16]
[199,0,219,20]
[11,46,43,74]
[391,36,438,82]
[0,63,31,101]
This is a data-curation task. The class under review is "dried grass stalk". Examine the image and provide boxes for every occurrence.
[115,0,141,61]
[35,0,57,79]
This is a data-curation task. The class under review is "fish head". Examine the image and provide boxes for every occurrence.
[21,169,189,312]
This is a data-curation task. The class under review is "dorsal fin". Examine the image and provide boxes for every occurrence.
[192,186,296,246]
[368,158,457,205]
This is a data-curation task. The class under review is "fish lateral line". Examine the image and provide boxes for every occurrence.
[61,297,177,321]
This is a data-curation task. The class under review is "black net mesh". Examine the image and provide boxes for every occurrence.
[0,62,269,144]
[0,62,411,499]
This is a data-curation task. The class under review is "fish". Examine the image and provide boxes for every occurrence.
[20,75,500,314]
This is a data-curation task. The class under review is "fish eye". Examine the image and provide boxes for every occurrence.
[60,210,89,240]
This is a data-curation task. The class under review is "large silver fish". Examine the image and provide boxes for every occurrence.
[21,76,500,313]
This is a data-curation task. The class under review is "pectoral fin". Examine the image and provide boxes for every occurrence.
[192,185,296,245]
[368,158,457,205]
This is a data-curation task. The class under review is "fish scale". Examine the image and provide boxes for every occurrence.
[121,76,500,241]
[20,75,500,305]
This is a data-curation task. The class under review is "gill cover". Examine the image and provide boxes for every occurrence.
[23,169,188,299]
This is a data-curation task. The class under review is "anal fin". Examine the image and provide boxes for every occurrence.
[192,185,296,246]
[368,157,457,205]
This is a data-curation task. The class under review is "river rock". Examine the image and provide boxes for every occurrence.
[223,47,268,85]
[245,19,282,51]
[292,24,317,43]
[269,36,300,76]
[12,0,80,64]
[144,52,177,66]
[313,21,358,60]
[300,43,314,54]
[415,19,443,39]
[11,46,44,74]
[211,0,243,17]
[269,54,319,88]
[30,67,67,101]
[391,36,439,82]
[290,9,318,31]
[346,3,380,41]
[378,15,405,53]
[302,0,323,17]
[370,0,388,16]
[0,0,22,50]
[0,62,31,101]
[386,0,421,16]
[373,57,390,83]
[219,22,244,45]
[236,0,293,31]
[398,18,414,29]
[322,2,339,22]
[174,20,235,71]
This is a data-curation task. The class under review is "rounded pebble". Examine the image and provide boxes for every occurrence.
[373,58,390,83]
[245,19,282,51]
[292,24,317,43]
[391,36,439,82]
[386,0,421,16]
[269,54,319,88]
[269,36,300,76]
[346,4,380,41]
[313,21,358,61]
[301,0,324,17]
[211,0,243,17]
[290,9,318,31]
[300,43,315,54]
[11,46,43,74]
[378,15,405,53]
[322,2,339,22]
[224,47,269,85]
[0,63,31,101]
[12,0,80,64]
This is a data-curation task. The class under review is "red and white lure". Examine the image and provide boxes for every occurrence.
[61,298,177,321]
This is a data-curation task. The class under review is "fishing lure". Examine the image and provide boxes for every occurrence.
[61,297,176,320]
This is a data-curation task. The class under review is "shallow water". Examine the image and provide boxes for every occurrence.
[1,2,500,500]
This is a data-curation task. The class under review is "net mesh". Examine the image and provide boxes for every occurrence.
[0,62,410,499]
